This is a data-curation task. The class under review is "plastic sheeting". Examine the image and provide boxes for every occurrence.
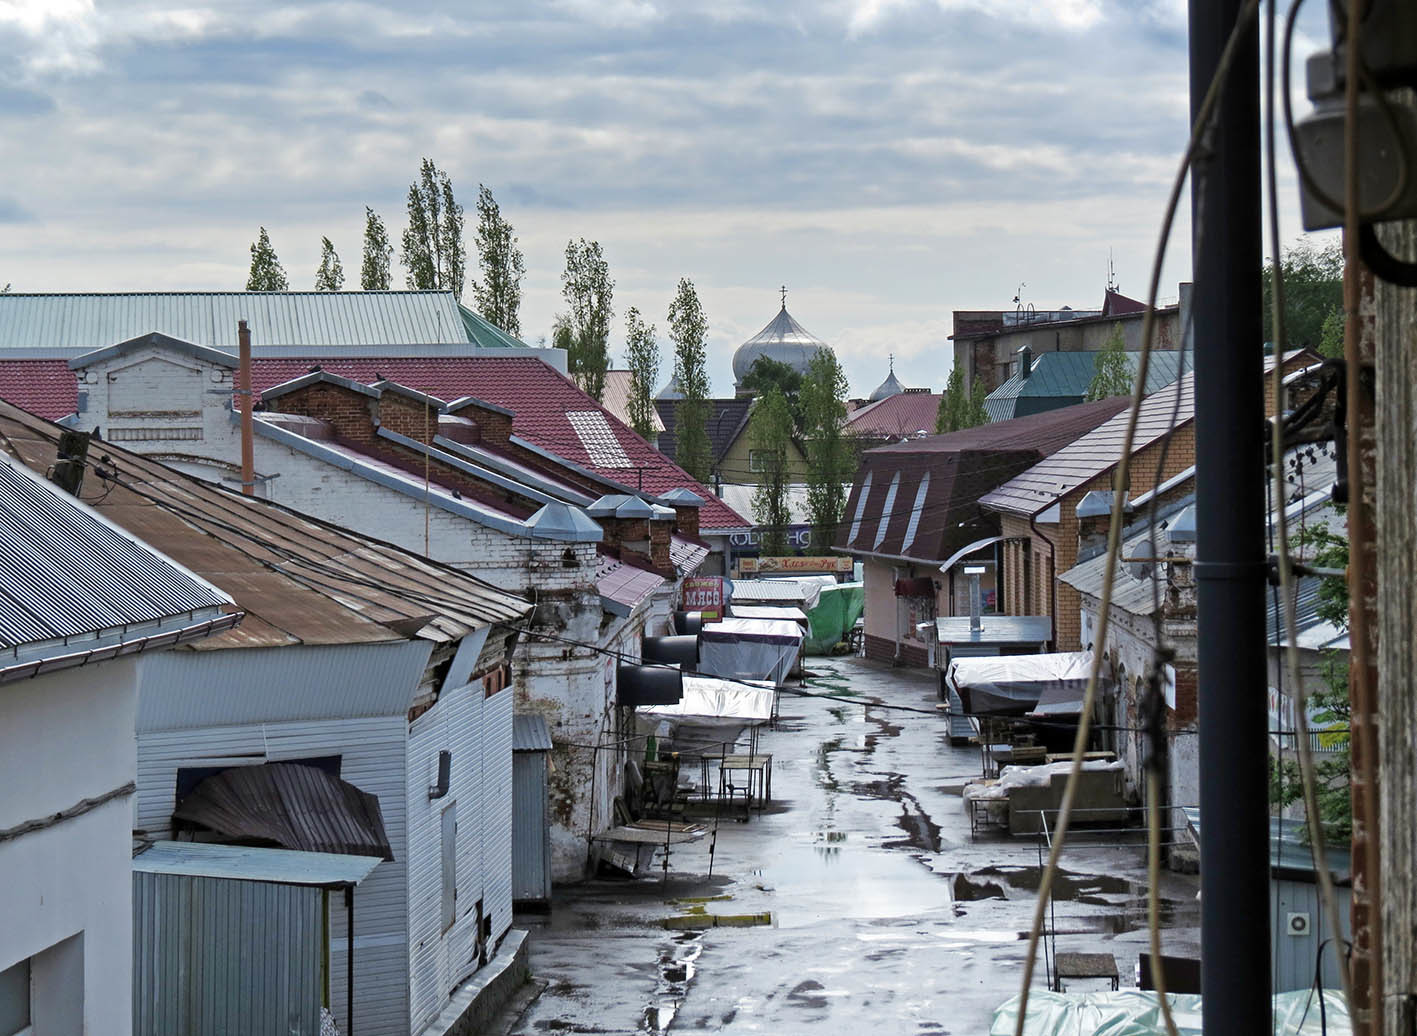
[729,605,809,627]
[948,651,1105,716]
[699,618,804,686]
[803,581,864,655]
[636,676,775,755]
[989,989,1350,1035]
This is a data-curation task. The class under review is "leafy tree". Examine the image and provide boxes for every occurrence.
[668,278,712,483]
[741,355,805,428]
[935,365,988,433]
[314,236,344,291]
[1269,518,1352,839]
[360,207,393,290]
[1262,238,1343,354]
[800,349,855,553]
[471,184,525,337]
[1086,322,1134,401]
[246,227,289,291]
[560,239,614,401]
[401,158,466,301]
[749,386,794,555]
[624,307,660,440]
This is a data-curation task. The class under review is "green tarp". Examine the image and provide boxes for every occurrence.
[803,581,864,655]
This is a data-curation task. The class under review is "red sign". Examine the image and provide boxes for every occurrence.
[682,576,724,618]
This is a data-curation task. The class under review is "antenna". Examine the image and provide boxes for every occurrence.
[1107,249,1118,293]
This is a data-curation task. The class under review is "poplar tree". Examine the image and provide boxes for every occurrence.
[749,387,795,555]
[624,307,660,440]
[668,278,712,483]
[401,158,466,301]
[1086,322,1135,401]
[560,239,613,401]
[360,207,393,290]
[314,237,344,291]
[936,366,988,433]
[246,227,289,291]
[471,185,525,336]
[800,349,855,552]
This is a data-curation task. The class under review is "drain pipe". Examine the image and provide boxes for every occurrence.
[238,320,255,496]
[1028,512,1058,649]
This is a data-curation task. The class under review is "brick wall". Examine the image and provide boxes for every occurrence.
[673,506,699,539]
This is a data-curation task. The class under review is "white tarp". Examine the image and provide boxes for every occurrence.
[728,578,824,611]
[637,676,776,754]
[699,618,804,686]
[729,604,809,627]
[948,651,1107,716]
[990,989,1349,1035]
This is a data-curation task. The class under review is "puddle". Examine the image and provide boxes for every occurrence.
[639,930,703,1033]
[972,864,1133,900]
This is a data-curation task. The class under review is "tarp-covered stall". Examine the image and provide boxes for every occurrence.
[636,675,776,754]
[803,581,864,655]
[698,618,804,686]
[989,989,1350,1035]
[947,651,1105,717]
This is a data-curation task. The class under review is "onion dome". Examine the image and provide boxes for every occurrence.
[655,373,684,400]
[868,358,906,402]
[731,297,831,388]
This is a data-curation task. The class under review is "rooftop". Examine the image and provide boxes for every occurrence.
[983,349,1192,422]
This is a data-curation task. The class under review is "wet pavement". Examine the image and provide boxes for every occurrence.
[510,656,1200,1035]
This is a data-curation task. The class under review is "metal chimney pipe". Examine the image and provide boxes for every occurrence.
[965,565,985,632]
[238,320,255,496]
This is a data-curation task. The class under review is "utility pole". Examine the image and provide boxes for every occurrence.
[1188,0,1269,1031]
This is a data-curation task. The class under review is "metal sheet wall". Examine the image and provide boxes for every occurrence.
[133,872,322,1036]
[483,688,515,941]
[512,751,551,904]
[1271,877,1352,992]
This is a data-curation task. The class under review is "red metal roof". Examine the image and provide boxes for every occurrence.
[0,359,78,419]
[846,390,943,439]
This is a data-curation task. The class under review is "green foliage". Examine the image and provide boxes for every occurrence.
[401,158,467,301]
[314,236,344,291]
[935,365,988,433]
[668,278,712,484]
[749,386,794,555]
[560,238,614,402]
[1262,238,1343,352]
[1318,307,1344,360]
[360,207,393,291]
[623,306,660,441]
[740,355,803,398]
[246,227,289,291]
[800,349,855,553]
[1086,322,1134,401]
[1269,517,1352,840]
[471,184,525,337]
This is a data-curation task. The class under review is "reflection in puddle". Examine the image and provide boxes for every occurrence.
[640,930,703,1033]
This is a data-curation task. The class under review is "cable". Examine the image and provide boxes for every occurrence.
[1012,3,1262,1032]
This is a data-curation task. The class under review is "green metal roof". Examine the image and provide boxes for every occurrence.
[458,304,533,350]
[0,290,477,354]
[984,350,1192,422]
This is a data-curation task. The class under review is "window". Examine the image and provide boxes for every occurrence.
[441,803,457,933]
[873,472,901,549]
[0,958,29,1036]
[749,448,783,473]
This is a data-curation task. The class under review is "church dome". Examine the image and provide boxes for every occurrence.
[655,373,684,400]
[868,363,906,402]
[731,303,831,388]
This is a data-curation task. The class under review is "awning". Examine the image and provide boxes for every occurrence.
[699,618,804,686]
[939,535,1005,574]
[173,762,394,860]
[133,840,381,889]
[638,675,776,725]
[947,651,1107,717]
[727,604,809,628]
[513,713,554,753]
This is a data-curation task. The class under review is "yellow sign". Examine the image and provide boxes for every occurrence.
[739,556,854,574]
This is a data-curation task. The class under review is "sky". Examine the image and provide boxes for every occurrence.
[0,0,1331,398]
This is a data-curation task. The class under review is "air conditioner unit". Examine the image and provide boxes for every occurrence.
[1286,912,1311,937]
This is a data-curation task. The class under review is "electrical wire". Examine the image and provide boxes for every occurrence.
[1012,3,1262,1032]
[1266,0,1354,1017]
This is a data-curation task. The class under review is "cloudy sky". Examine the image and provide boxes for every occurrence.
[0,0,1329,397]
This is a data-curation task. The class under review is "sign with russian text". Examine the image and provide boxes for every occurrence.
[681,576,725,618]
[740,555,853,574]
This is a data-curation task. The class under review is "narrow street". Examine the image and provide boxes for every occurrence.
[510,657,1201,1034]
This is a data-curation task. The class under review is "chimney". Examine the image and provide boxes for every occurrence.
[1017,345,1033,379]
[963,565,986,632]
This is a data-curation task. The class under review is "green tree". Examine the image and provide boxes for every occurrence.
[749,386,794,555]
[668,278,712,483]
[1269,519,1352,839]
[401,158,466,301]
[741,355,806,428]
[800,348,855,553]
[1086,322,1134,401]
[471,184,525,337]
[360,207,393,290]
[624,307,660,441]
[560,239,614,401]
[246,227,289,291]
[314,236,344,291]
[1262,238,1343,353]
[935,366,988,433]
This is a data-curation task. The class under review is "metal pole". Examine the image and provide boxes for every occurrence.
[345,885,355,1036]
[1188,0,1269,1029]
[237,320,255,495]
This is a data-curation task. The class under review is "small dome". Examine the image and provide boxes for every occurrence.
[656,373,684,400]
[868,362,906,402]
[732,304,831,388]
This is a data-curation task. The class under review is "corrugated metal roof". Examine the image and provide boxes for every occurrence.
[596,557,663,616]
[984,350,1191,422]
[133,839,382,888]
[727,579,811,603]
[846,391,943,439]
[669,535,710,575]
[173,762,394,860]
[602,371,665,435]
[0,452,231,652]
[0,399,530,649]
[512,713,553,752]
[935,615,1052,645]
[0,291,474,352]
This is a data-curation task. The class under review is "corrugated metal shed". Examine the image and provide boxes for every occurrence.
[0,452,231,652]
[0,290,474,353]
[0,399,530,650]
[513,713,554,753]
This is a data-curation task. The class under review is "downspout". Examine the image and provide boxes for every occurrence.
[345,885,355,1036]
[1028,511,1057,650]
[892,566,903,664]
[238,320,255,496]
